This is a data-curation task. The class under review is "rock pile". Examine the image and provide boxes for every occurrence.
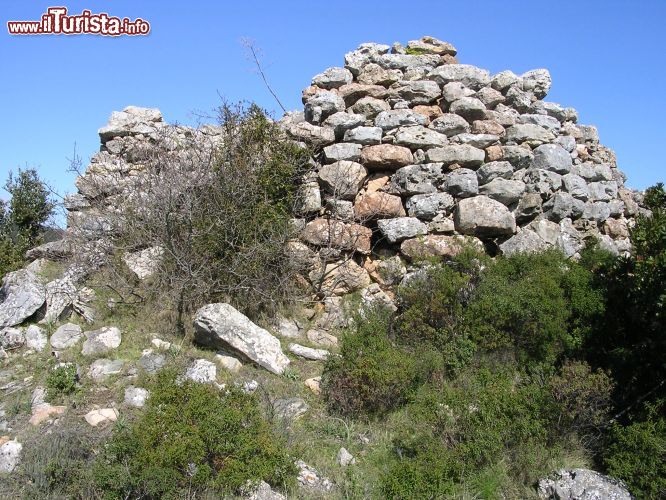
[279,36,643,296]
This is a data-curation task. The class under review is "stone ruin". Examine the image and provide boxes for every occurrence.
[49,36,645,309]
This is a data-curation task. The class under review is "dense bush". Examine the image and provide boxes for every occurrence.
[46,363,79,401]
[94,369,295,498]
[604,403,666,499]
[0,168,55,277]
[322,308,436,418]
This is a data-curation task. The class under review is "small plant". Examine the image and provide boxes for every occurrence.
[46,364,78,401]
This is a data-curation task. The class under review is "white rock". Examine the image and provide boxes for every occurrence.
[337,447,356,466]
[82,326,122,356]
[124,386,149,408]
[215,354,243,372]
[288,343,330,361]
[0,270,46,328]
[84,408,118,427]
[123,246,164,279]
[185,359,217,384]
[0,440,22,473]
[50,323,83,350]
[24,325,47,351]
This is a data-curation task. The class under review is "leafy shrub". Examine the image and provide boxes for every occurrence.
[322,308,435,417]
[382,368,559,498]
[46,364,78,400]
[605,403,666,499]
[549,360,613,442]
[94,369,295,498]
[465,250,602,364]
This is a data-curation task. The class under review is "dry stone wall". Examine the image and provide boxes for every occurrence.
[61,36,644,303]
[279,36,642,296]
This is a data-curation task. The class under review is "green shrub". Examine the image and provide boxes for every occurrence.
[465,250,601,364]
[94,369,295,498]
[322,308,435,417]
[605,403,666,499]
[46,364,78,401]
[382,368,559,498]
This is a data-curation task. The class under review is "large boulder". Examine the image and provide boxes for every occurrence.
[378,217,428,244]
[0,270,46,328]
[301,218,372,254]
[193,303,290,375]
[454,195,517,237]
[537,469,633,500]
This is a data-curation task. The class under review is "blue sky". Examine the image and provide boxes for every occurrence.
[1,0,664,203]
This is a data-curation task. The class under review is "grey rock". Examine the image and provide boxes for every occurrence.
[556,135,577,153]
[479,178,526,205]
[448,97,487,121]
[246,481,286,500]
[444,168,479,198]
[582,202,611,223]
[532,144,573,174]
[0,327,24,349]
[0,270,46,328]
[343,126,382,145]
[378,217,428,244]
[350,97,390,119]
[506,85,534,113]
[572,163,613,182]
[502,145,534,169]
[337,447,356,466]
[344,42,391,76]
[50,323,83,350]
[360,283,397,312]
[304,91,346,124]
[429,114,471,136]
[0,440,22,473]
[525,169,563,198]
[193,303,290,375]
[441,82,476,103]
[25,325,47,351]
[288,122,335,146]
[562,173,590,200]
[82,326,121,356]
[394,126,449,149]
[505,124,554,144]
[184,359,217,384]
[373,53,440,72]
[427,64,491,90]
[89,358,124,381]
[25,239,73,261]
[323,143,362,163]
[454,195,516,237]
[450,133,499,149]
[375,109,428,130]
[390,80,441,105]
[296,460,334,492]
[273,398,309,420]
[288,343,330,361]
[475,86,505,108]
[357,63,403,86]
[529,219,561,246]
[521,69,552,98]
[312,67,353,89]
[477,161,514,185]
[544,192,578,222]
[518,113,561,131]
[406,192,455,219]
[491,70,521,91]
[390,163,443,195]
[537,468,632,500]
[375,256,407,286]
[323,112,365,139]
[499,230,548,256]
[123,246,163,280]
[318,161,368,200]
[124,386,149,407]
[425,144,485,167]
[515,193,543,222]
[557,219,585,258]
[588,181,618,202]
[138,349,166,374]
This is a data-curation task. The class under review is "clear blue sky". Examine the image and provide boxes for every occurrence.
[1,0,664,203]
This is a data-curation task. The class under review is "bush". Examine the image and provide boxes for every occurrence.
[46,364,79,401]
[605,403,666,499]
[322,308,435,417]
[465,250,602,364]
[94,369,295,498]
[382,368,560,498]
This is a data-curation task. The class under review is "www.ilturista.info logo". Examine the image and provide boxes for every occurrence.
[7,7,150,36]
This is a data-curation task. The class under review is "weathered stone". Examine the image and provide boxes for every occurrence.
[216,354,243,372]
[529,219,561,246]
[441,81,475,103]
[450,133,499,149]
[297,182,322,214]
[537,468,632,500]
[0,327,24,349]
[374,109,428,130]
[502,145,534,169]
[304,91,346,124]
[317,259,371,295]
[562,173,590,200]
[582,202,611,223]
[406,36,457,56]
[124,386,149,408]
[603,218,630,239]
[429,113,471,136]
[89,358,125,381]
[344,42,391,76]
[0,440,22,473]
[185,359,217,384]
[193,303,290,375]
[378,217,428,243]
[82,326,122,356]
[0,270,46,328]
[491,70,520,91]
[472,119,505,136]
[544,192,584,222]
[515,193,543,222]
[24,325,47,351]
[525,169,563,198]
[521,69,552,98]
[426,145,485,167]
[505,124,554,144]
[84,408,118,427]
[343,126,382,145]
[323,112,365,139]
[138,349,166,374]
[98,106,162,142]
[312,67,353,89]
[375,256,407,285]
[350,97,390,119]
[455,195,517,237]
[406,192,455,219]
[390,80,441,105]
[443,168,479,198]
[412,104,443,122]
[532,144,573,174]
[588,181,618,202]
[302,218,372,254]
[318,161,367,200]
[477,161,514,185]
[479,178,526,206]
[427,64,490,90]
[361,144,414,170]
[394,126,449,149]
[401,235,480,260]
[390,163,443,195]
[499,230,549,256]
[518,113,561,131]
[288,122,335,146]
[50,323,83,350]
[357,63,402,86]
[306,328,338,347]
[448,97,487,121]
[337,447,356,467]
[374,53,440,73]
[122,246,163,280]
[354,192,406,219]
[288,343,330,361]
[296,460,335,492]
